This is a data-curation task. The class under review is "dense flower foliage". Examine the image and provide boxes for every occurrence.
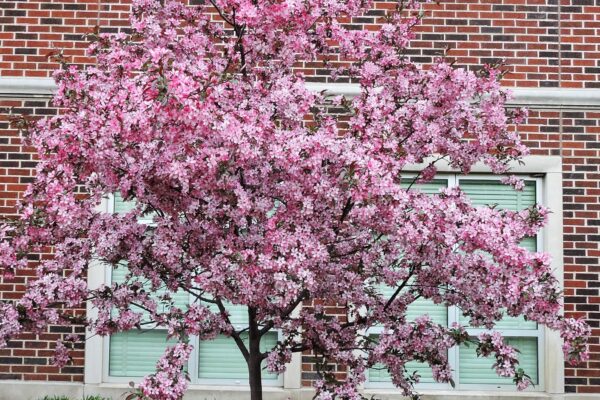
[0,0,590,399]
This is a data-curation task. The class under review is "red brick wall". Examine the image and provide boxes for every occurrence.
[0,98,85,382]
[0,1,598,87]
[562,110,600,393]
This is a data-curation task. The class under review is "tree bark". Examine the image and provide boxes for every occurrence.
[248,307,263,400]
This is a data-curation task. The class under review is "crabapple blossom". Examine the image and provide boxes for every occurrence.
[139,343,192,400]
[0,0,589,399]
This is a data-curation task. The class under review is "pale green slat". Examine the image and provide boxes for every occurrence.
[198,332,279,380]
[369,285,447,383]
[113,193,156,221]
[113,193,137,214]
[203,300,248,326]
[109,330,177,377]
[520,237,537,252]
[459,179,537,330]
[459,314,537,330]
[459,337,538,385]
[381,173,447,329]
[378,285,447,326]
[398,179,448,325]
[111,266,189,320]
[368,334,437,384]
[406,299,447,326]
[458,180,536,212]
[401,179,448,194]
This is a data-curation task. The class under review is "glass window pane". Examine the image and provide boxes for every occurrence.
[459,337,538,385]
[459,178,538,330]
[109,330,177,377]
[198,332,279,381]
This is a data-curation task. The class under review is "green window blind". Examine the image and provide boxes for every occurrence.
[459,179,537,252]
[198,332,279,381]
[369,179,449,384]
[372,286,447,384]
[111,196,280,382]
[397,177,449,326]
[368,334,437,384]
[378,284,447,326]
[114,193,156,221]
[401,179,448,195]
[113,193,136,214]
[459,179,538,330]
[459,337,538,385]
[109,330,177,377]
[204,300,248,327]
[459,314,537,331]
[111,266,189,320]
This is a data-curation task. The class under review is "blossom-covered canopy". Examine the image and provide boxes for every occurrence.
[0,0,589,399]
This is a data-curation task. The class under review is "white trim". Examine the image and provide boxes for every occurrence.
[3,77,600,109]
[283,303,303,389]
[304,82,600,109]
[403,155,563,175]
[509,88,600,109]
[84,195,111,385]
[0,381,593,400]
[364,173,549,393]
[91,194,293,388]
[0,77,55,98]
[541,169,565,394]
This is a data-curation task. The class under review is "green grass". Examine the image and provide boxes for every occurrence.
[39,397,70,400]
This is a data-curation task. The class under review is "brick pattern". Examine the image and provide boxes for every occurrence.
[0,98,85,382]
[300,300,349,386]
[561,0,600,88]
[0,98,51,215]
[0,1,598,87]
[313,0,562,87]
[562,110,600,393]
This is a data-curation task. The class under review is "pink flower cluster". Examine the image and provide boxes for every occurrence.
[477,332,532,390]
[0,303,20,349]
[139,343,192,400]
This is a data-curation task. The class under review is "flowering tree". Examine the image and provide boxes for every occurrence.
[0,0,590,399]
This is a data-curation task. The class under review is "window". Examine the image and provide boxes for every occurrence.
[366,175,544,391]
[88,165,556,393]
[102,195,283,386]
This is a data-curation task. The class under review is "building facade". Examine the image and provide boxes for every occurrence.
[0,0,599,399]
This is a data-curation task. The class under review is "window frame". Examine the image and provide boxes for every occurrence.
[85,155,564,397]
[365,173,546,392]
[96,194,286,387]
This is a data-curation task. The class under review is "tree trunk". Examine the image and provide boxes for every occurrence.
[248,307,263,400]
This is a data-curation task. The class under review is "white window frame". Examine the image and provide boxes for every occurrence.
[86,155,564,398]
[364,156,564,396]
[86,194,300,389]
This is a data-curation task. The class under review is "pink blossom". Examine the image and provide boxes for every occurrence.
[50,340,71,368]
[139,343,192,400]
[501,175,526,191]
